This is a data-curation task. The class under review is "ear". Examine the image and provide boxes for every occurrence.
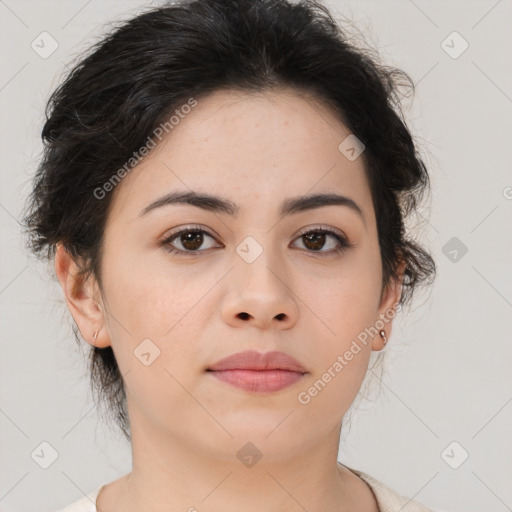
[372,258,406,351]
[54,243,110,348]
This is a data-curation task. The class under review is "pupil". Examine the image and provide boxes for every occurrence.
[182,232,203,250]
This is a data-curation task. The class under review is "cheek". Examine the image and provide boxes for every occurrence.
[120,352,199,437]
[99,263,210,425]
[295,256,381,406]
[100,249,217,377]
[101,247,200,336]
[296,288,374,417]
[308,263,381,346]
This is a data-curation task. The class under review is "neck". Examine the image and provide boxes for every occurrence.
[109,419,365,511]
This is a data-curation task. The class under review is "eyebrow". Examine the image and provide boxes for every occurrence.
[139,190,365,225]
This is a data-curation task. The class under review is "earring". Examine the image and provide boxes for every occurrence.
[93,331,98,342]
[379,330,387,345]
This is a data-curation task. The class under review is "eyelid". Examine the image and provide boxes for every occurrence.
[294,223,347,240]
[163,223,217,237]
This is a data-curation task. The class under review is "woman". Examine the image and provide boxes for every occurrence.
[24,0,438,510]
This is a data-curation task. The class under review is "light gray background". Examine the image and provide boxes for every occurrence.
[1,1,511,511]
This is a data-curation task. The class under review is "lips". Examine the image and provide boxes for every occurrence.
[206,350,308,393]
[207,350,307,373]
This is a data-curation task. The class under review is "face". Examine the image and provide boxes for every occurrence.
[60,87,401,462]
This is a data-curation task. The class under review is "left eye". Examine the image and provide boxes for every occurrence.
[162,227,351,256]
[292,228,350,254]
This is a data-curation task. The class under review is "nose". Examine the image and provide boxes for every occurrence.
[221,257,299,332]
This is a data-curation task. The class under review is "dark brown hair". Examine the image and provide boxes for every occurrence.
[24,0,436,441]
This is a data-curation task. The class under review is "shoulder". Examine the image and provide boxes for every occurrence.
[346,466,441,512]
[53,485,104,512]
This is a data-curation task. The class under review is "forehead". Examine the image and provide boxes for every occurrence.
[169,87,350,150]
[107,87,374,222]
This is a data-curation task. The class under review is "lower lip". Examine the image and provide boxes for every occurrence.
[208,369,305,393]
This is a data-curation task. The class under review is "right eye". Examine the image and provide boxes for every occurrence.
[161,226,223,256]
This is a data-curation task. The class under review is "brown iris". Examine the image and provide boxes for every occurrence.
[302,232,326,251]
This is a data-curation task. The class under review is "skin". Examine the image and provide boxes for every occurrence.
[55,87,404,512]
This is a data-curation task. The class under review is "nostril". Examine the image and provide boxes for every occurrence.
[275,313,285,320]
[238,312,250,320]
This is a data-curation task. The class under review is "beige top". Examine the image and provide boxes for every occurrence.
[55,466,441,512]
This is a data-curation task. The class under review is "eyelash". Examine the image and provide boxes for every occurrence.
[160,224,354,257]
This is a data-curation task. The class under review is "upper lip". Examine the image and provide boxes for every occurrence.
[207,350,308,373]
